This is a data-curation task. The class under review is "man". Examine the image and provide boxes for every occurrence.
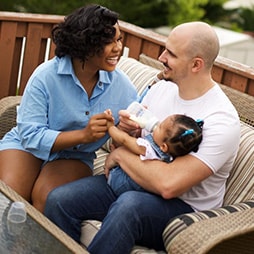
[44,21,240,253]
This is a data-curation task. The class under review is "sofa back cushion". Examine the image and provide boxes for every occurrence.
[117,56,160,96]
[223,122,254,205]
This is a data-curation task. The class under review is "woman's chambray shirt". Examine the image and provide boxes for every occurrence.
[0,56,138,169]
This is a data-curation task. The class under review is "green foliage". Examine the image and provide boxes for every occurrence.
[167,0,209,26]
[0,0,253,31]
[0,0,108,15]
[237,7,254,31]
[203,0,228,23]
[0,0,18,11]
[105,0,168,27]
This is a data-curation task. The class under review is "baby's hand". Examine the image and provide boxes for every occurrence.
[104,109,112,116]
[104,109,115,128]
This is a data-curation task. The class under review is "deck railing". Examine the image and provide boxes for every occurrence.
[1,11,254,100]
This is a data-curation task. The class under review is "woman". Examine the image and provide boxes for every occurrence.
[0,4,137,212]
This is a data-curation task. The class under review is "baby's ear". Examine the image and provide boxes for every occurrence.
[160,143,168,153]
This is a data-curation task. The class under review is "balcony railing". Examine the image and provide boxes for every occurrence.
[1,11,254,100]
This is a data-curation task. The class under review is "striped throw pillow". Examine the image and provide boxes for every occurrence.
[163,200,254,248]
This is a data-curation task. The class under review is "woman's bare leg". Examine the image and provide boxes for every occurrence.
[31,159,92,213]
[0,150,43,201]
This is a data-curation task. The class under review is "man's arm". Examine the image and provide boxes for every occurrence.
[104,146,213,199]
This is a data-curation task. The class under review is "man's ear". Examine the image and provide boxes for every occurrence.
[192,57,204,72]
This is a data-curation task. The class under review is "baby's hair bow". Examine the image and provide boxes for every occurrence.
[180,129,194,138]
[196,119,204,129]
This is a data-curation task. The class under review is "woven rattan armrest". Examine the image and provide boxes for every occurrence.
[165,207,254,254]
[0,96,22,139]
[219,84,254,127]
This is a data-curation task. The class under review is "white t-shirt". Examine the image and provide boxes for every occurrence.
[141,80,240,211]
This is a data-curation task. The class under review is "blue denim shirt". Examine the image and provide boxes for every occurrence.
[0,56,138,168]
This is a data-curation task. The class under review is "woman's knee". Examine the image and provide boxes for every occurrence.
[0,150,42,201]
[31,159,92,212]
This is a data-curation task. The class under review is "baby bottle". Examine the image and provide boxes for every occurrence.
[126,101,159,132]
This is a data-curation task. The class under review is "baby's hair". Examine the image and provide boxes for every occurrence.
[166,114,204,158]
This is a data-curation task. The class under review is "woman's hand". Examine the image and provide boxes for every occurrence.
[82,112,113,143]
[52,112,113,151]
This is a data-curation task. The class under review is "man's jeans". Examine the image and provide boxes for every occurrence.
[44,175,194,254]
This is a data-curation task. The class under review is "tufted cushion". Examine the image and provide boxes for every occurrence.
[117,56,160,96]
[93,148,108,176]
[163,200,254,250]
[223,122,254,205]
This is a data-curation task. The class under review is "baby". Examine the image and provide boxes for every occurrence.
[105,109,204,196]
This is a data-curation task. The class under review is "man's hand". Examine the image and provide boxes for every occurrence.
[104,149,119,178]
[118,109,141,137]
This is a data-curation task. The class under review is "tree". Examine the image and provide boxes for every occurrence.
[0,0,19,11]
[167,0,209,26]
[0,0,239,30]
[203,0,228,24]
[105,0,168,28]
[234,7,254,32]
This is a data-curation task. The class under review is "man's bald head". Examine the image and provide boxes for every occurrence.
[170,22,220,69]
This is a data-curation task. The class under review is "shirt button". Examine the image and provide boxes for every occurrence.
[85,111,89,115]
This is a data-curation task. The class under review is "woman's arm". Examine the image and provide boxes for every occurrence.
[52,112,113,152]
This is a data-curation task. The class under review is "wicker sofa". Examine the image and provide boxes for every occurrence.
[1,56,254,254]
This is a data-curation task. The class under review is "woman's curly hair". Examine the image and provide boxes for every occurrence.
[52,4,119,62]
